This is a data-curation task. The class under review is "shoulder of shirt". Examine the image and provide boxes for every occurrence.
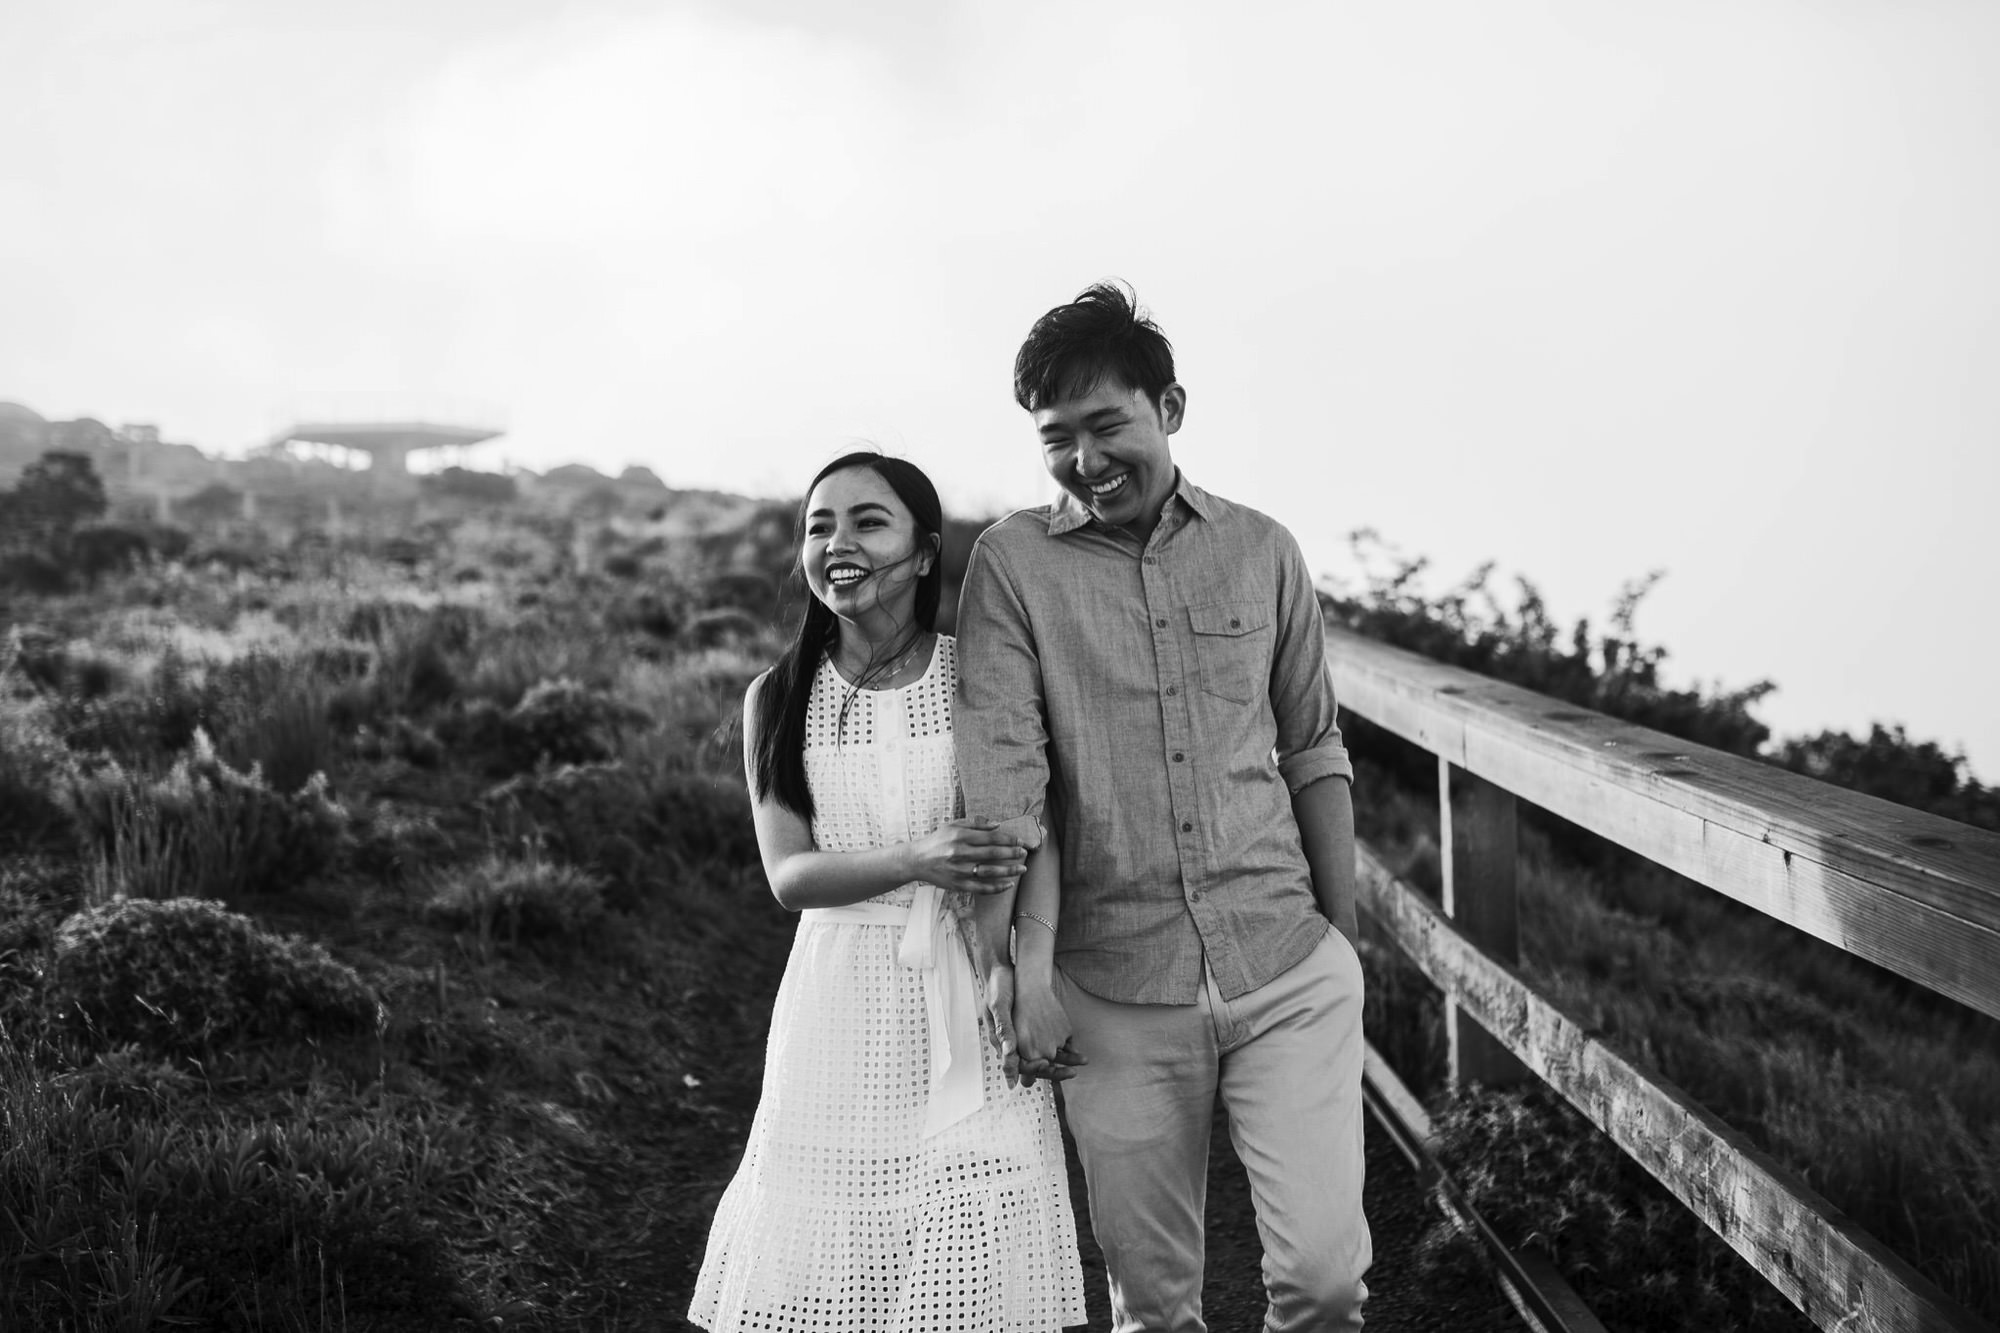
[968,506,1056,552]
[1182,482,1295,545]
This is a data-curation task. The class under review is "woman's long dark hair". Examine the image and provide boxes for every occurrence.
[749,451,944,820]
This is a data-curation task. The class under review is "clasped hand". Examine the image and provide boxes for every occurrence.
[905,817,1027,894]
[982,963,1086,1088]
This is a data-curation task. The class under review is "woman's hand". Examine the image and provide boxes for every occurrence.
[904,817,1027,895]
[1012,972,1083,1086]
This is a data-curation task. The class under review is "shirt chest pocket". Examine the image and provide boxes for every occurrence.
[1188,601,1271,704]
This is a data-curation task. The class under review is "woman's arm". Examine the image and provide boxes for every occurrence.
[743,673,1027,911]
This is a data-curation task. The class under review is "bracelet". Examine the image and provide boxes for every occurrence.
[1014,910,1057,936]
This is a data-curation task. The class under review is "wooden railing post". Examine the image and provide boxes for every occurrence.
[1440,757,1528,1090]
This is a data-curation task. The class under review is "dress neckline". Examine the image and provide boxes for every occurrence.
[824,634,942,692]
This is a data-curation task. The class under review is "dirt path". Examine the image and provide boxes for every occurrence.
[636,1093,1521,1332]
[1064,1104,1520,1332]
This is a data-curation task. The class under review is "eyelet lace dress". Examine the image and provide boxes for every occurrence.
[689,636,1085,1332]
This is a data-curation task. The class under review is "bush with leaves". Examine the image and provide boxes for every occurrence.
[0,682,78,856]
[424,852,607,947]
[505,677,646,768]
[439,676,647,777]
[481,760,757,910]
[47,897,385,1055]
[1324,533,1778,762]
[1427,1084,1812,1332]
[63,729,349,902]
[1,1058,471,1330]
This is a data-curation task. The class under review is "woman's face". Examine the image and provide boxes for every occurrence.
[801,466,935,624]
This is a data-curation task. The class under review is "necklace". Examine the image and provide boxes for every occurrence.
[834,633,928,690]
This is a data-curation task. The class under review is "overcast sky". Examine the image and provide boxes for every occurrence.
[4,0,1996,781]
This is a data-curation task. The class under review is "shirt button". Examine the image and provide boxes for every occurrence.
[1155,617,1167,628]
[1181,821,1193,833]
[1165,685,1178,697]
[1191,890,1204,902]
[1173,752,1184,762]
[1229,618,1241,629]
[1144,556,1157,565]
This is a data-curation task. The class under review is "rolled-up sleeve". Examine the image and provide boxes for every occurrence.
[1269,530,1353,793]
[953,529,1051,835]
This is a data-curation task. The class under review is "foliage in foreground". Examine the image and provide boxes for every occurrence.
[1,1047,474,1332]
[1323,528,2000,827]
[48,897,385,1056]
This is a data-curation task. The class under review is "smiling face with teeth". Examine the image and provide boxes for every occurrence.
[802,466,938,628]
[1034,374,1186,541]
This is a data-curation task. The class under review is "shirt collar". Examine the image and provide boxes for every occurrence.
[1047,469,1215,538]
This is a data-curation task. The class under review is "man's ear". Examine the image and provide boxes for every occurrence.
[1157,383,1187,435]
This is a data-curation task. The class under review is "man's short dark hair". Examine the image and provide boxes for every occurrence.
[1013,280,1177,411]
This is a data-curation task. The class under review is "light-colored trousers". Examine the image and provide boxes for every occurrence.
[1056,927,1370,1333]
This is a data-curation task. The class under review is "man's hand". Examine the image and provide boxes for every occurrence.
[1012,967,1085,1086]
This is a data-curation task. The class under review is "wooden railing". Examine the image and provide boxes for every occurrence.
[1326,625,2000,1333]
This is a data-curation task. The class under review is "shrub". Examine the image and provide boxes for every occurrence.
[341,599,430,644]
[0,551,68,594]
[48,897,385,1054]
[1322,533,1775,761]
[0,858,83,1032]
[342,802,451,887]
[504,677,646,768]
[685,605,765,649]
[0,1058,471,1330]
[423,853,606,946]
[610,589,681,640]
[1429,1084,1812,1332]
[0,687,78,856]
[481,761,756,910]
[215,664,340,795]
[63,729,349,902]
[188,543,261,573]
[56,646,217,768]
[7,624,69,690]
[70,523,160,583]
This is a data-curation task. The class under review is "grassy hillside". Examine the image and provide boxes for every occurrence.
[2,490,1994,1328]
[1,530,800,1329]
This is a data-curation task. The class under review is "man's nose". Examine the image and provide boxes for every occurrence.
[1074,437,1106,477]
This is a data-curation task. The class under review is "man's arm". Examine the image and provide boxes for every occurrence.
[1266,524,1359,940]
[954,530,1052,843]
[1292,774,1358,944]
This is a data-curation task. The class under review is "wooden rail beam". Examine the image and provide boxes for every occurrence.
[1326,624,2000,1024]
[1357,843,1996,1333]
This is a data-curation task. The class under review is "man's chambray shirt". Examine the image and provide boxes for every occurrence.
[954,472,1353,1006]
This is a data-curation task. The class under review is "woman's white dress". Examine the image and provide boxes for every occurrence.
[689,636,1085,1333]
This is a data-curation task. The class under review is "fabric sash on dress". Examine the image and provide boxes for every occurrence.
[800,882,982,1137]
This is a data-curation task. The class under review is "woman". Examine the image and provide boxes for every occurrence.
[689,452,1085,1332]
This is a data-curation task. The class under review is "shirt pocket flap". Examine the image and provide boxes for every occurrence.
[1188,601,1270,637]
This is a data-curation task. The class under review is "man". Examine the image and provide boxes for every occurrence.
[956,281,1370,1331]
